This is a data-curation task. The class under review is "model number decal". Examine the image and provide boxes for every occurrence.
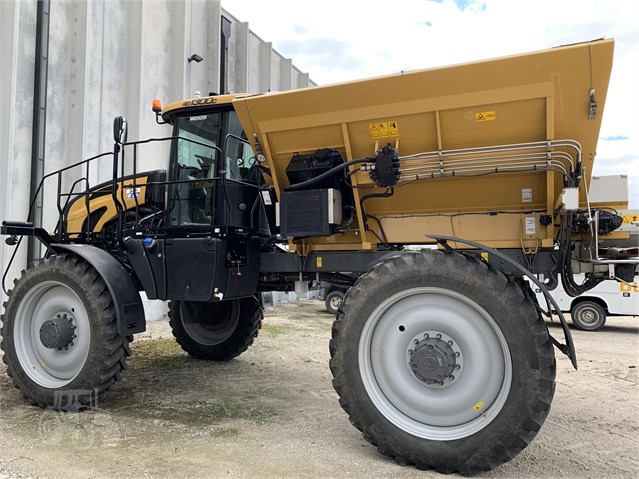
[182,97,217,107]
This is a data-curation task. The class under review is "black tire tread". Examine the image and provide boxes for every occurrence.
[329,250,556,475]
[168,296,262,361]
[0,254,130,410]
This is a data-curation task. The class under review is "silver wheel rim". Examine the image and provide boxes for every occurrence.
[180,301,240,346]
[576,306,600,326]
[329,295,342,311]
[14,281,91,388]
[358,287,512,441]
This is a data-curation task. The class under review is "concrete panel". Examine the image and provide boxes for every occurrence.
[280,58,293,91]
[229,21,250,93]
[248,34,262,94]
[259,41,273,93]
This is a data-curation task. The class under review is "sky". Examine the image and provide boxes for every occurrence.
[223,0,639,208]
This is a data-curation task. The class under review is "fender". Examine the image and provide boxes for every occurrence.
[50,244,146,336]
[428,234,577,369]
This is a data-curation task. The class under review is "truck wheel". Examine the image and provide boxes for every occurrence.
[570,301,606,331]
[325,290,345,315]
[0,255,130,410]
[329,250,556,474]
[168,296,262,360]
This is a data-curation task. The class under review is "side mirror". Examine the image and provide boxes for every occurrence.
[113,116,128,144]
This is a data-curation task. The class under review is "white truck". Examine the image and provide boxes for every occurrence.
[533,275,639,330]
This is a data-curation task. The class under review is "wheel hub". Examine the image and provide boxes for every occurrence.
[39,313,76,350]
[407,331,462,387]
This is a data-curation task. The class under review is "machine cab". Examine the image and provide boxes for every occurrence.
[124,95,271,303]
[159,95,267,231]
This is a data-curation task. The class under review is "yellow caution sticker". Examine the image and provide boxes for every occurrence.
[480,252,489,262]
[474,401,484,411]
[316,257,323,268]
[369,120,399,138]
[622,214,638,224]
[475,111,496,122]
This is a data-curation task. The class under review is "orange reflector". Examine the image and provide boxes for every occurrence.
[152,99,163,113]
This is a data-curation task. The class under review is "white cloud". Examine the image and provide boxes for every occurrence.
[223,0,639,206]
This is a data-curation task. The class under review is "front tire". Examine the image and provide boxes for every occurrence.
[329,251,556,474]
[571,301,606,331]
[168,296,262,360]
[1,255,130,410]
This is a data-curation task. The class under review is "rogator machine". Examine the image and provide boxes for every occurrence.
[3,38,637,474]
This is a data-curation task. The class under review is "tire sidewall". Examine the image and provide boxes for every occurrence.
[169,295,262,360]
[333,251,554,469]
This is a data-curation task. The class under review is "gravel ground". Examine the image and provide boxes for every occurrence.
[1,299,637,479]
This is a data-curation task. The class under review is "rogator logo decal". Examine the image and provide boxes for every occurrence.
[182,97,218,107]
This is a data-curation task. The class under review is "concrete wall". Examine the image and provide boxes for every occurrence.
[0,0,314,313]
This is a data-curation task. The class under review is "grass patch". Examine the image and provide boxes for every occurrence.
[128,338,184,370]
[105,393,277,427]
[211,427,241,438]
[261,324,291,337]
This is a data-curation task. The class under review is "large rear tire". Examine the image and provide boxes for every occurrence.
[329,250,556,474]
[1,255,130,410]
[168,296,262,361]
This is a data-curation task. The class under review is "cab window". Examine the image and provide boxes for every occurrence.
[168,113,220,226]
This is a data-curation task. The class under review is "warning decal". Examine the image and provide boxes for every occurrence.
[369,120,399,138]
[475,111,496,122]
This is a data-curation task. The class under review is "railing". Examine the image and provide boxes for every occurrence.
[25,134,265,245]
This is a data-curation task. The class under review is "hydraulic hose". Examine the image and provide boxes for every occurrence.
[285,158,370,191]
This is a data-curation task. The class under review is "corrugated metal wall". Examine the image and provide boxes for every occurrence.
[0,0,313,307]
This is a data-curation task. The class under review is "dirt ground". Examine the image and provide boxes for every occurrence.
[1,299,637,479]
